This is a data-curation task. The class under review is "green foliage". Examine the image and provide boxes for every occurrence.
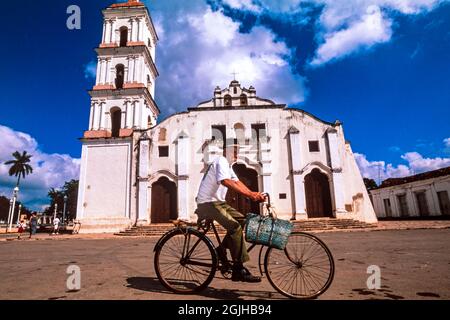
[4,151,33,187]
[363,178,378,190]
[45,180,79,221]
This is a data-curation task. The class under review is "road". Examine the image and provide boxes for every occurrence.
[0,229,449,300]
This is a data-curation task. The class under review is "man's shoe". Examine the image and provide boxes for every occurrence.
[232,266,262,283]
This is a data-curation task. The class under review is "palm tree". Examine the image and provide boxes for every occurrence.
[4,151,33,187]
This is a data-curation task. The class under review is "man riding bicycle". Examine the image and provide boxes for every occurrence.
[196,138,266,283]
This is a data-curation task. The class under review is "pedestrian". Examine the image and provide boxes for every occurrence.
[29,213,38,239]
[17,220,26,240]
[53,216,60,235]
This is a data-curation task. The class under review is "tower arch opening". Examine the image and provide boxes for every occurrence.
[119,26,128,47]
[115,64,125,89]
[110,107,122,138]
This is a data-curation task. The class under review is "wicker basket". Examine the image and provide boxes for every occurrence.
[245,213,293,250]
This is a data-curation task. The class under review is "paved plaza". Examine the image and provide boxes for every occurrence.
[0,227,449,300]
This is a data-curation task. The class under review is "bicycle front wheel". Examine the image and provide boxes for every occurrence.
[264,232,335,299]
[154,228,218,294]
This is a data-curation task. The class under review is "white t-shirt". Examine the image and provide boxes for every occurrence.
[196,156,238,204]
[54,218,60,226]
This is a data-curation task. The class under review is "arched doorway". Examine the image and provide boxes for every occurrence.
[226,163,260,215]
[151,177,178,223]
[305,169,333,218]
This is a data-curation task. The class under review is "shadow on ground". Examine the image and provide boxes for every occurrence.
[126,277,285,300]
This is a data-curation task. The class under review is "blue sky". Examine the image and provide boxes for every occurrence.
[0,0,449,209]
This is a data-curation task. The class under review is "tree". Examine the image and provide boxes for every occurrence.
[45,180,79,221]
[363,178,378,191]
[4,151,33,187]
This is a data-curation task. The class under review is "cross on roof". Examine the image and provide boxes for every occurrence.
[231,71,239,81]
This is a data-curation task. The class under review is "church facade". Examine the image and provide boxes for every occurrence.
[76,0,377,233]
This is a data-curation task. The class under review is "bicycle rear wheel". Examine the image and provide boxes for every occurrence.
[264,232,334,299]
[154,228,217,294]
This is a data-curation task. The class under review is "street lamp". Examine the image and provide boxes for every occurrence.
[53,202,58,221]
[63,195,68,225]
[16,204,22,225]
[8,187,19,233]
[6,199,13,234]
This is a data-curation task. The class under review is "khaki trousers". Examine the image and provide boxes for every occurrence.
[196,201,249,263]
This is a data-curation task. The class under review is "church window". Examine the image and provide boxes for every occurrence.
[111,108,122,138]
[159,128,167,141]
[233,87,237,94]
[279,193,287,199]
[240,94,248,106]
[308,140,320,152]
[120,27,128,47]
[224,95,232,107]
[251,124,266,143]
[115,64,125,89]
[211,125,226,149]
[159,146,169,157]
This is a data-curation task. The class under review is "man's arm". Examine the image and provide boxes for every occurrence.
[221,179,265,202]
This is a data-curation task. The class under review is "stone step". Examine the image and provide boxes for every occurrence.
[115,219,376,236]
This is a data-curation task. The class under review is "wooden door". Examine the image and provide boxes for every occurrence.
[305,169,333,218]
[151,178,177,223]
[226,164,260,215]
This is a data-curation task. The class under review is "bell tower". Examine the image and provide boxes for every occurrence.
[76,0,159,233]
[84,0,159,139]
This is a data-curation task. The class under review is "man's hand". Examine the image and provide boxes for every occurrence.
[249,192,266,203]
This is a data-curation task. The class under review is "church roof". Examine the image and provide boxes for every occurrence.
[110,0,145,8]
[373,166,450,190]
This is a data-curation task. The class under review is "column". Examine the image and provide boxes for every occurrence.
[102,21,107,44]
[109,20,114,44]
[429,184,441,215]
[288,127,307,219]
[99,102,106,130]
[106,58,112,85]
[92,102,100,130]
[95,59,101,85]
[88,102,94,130]
[137,138,150,225]
[139,19,144,42]
[103,58,110,84]
[105,20,111,43]
[177,132,190,221]
[110,20,116,44]
[132,101,138,128]
[131,18,137,42]
[97,59,104,85]
[327,129,346,215]
[136,18,141,42]
[132,57,137,82]
[260,139,272,196]
[101,60,107,85]
[124,101,132,128]
[136,57,142,84]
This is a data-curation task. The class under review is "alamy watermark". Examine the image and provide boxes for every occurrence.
[67,5,81,30]
[66,265,81,291]
[366,265,381,290]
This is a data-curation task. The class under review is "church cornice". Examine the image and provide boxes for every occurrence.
[95,45,159,78]
[187,104,286,112]
[88,87,160,115]
[285,107,335,126]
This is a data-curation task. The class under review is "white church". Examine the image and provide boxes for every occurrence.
[76,0,377,233]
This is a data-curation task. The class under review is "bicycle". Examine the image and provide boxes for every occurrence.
[153,194,335,299]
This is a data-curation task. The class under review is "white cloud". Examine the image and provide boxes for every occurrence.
[311,5,392,65]
[444,137,450,147]
[84,60,97,79]
[0,125,80,210]
[142,2,306,113]
[211,0,447,66]
[355,144,450,184]
[222,0,262,12]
